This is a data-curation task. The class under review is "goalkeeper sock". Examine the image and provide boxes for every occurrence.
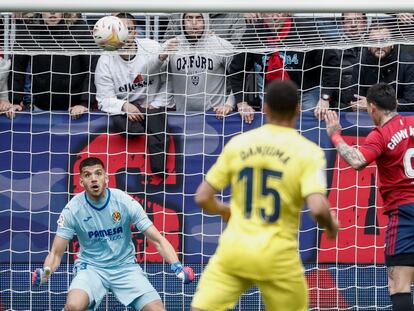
[390,293,414,311]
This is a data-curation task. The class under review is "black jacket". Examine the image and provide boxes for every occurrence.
[344,45,414,111]
[321,46,363,109]
[11,19,96,110]
[229,18,323,109]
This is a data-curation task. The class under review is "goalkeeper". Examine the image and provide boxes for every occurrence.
[32,157,194,311]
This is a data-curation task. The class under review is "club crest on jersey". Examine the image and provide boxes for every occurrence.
[191,75,199,86]
[57,214,65,227]
[112,211,121,223]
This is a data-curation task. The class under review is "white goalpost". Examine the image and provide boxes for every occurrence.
[2,0,414,12]
[1,3,414,311]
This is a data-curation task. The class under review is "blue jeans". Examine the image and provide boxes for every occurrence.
[301,88,320,111]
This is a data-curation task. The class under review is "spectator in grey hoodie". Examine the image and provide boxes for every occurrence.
[163,13,245,46]
[165,13,234,118]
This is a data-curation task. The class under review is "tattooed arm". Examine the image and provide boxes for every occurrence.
[325,110,368,170]
[335,140,367,170]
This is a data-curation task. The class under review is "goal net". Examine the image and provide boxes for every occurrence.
[1,11,412,310]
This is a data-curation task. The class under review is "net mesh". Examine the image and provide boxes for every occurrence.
[3,13,414,53]
[0,11,411,311]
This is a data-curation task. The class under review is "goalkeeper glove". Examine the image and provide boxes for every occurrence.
[171,262,194,284]
[32,267,51,287]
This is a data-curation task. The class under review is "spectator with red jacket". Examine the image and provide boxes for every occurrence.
[229,13,323,123]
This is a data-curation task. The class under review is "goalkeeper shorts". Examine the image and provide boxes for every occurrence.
[69,262,161,310]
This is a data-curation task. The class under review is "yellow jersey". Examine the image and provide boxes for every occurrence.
[205,124,327,280]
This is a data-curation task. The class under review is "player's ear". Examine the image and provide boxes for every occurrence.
[104,172,109,185]
[79,176,85,189]
[369,102,379,117]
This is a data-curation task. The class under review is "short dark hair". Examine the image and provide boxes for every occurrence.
[115,12,137,26]
[366,83,397,111]
[265,80,299,116]
[79,157,105,173]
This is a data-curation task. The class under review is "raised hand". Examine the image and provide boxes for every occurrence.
[351,94,367,112]
[314,99,330,120]
[159,38,180,61]
[325,110,342,137]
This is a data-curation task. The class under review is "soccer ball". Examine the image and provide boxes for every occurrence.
[93,16,129,51]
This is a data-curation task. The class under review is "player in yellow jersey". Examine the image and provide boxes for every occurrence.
[191,80,339,311]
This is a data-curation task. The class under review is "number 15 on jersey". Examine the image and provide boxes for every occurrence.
[238,167,283,223]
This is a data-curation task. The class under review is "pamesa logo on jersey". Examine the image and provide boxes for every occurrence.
[112,210,121,222]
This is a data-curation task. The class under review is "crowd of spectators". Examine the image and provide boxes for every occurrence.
[0,11,413,177]
[0,12,413,121]
[0,13,414,174]
[1,12,414,120]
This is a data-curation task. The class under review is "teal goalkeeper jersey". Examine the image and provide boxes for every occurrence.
[56,188,152,268]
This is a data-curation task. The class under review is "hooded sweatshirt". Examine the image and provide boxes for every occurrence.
[163,13,245,46]
[95,38,167,115]
[166,13,234,112]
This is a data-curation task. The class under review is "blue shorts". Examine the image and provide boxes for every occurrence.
[385,203,414,266]
[69,262,161,311]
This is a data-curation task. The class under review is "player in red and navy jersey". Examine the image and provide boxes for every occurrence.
[325,83,414,311]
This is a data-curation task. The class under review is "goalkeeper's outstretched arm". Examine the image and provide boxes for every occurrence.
[44,236,69,272]
[144,225,194,284]
[32,236,69,286]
